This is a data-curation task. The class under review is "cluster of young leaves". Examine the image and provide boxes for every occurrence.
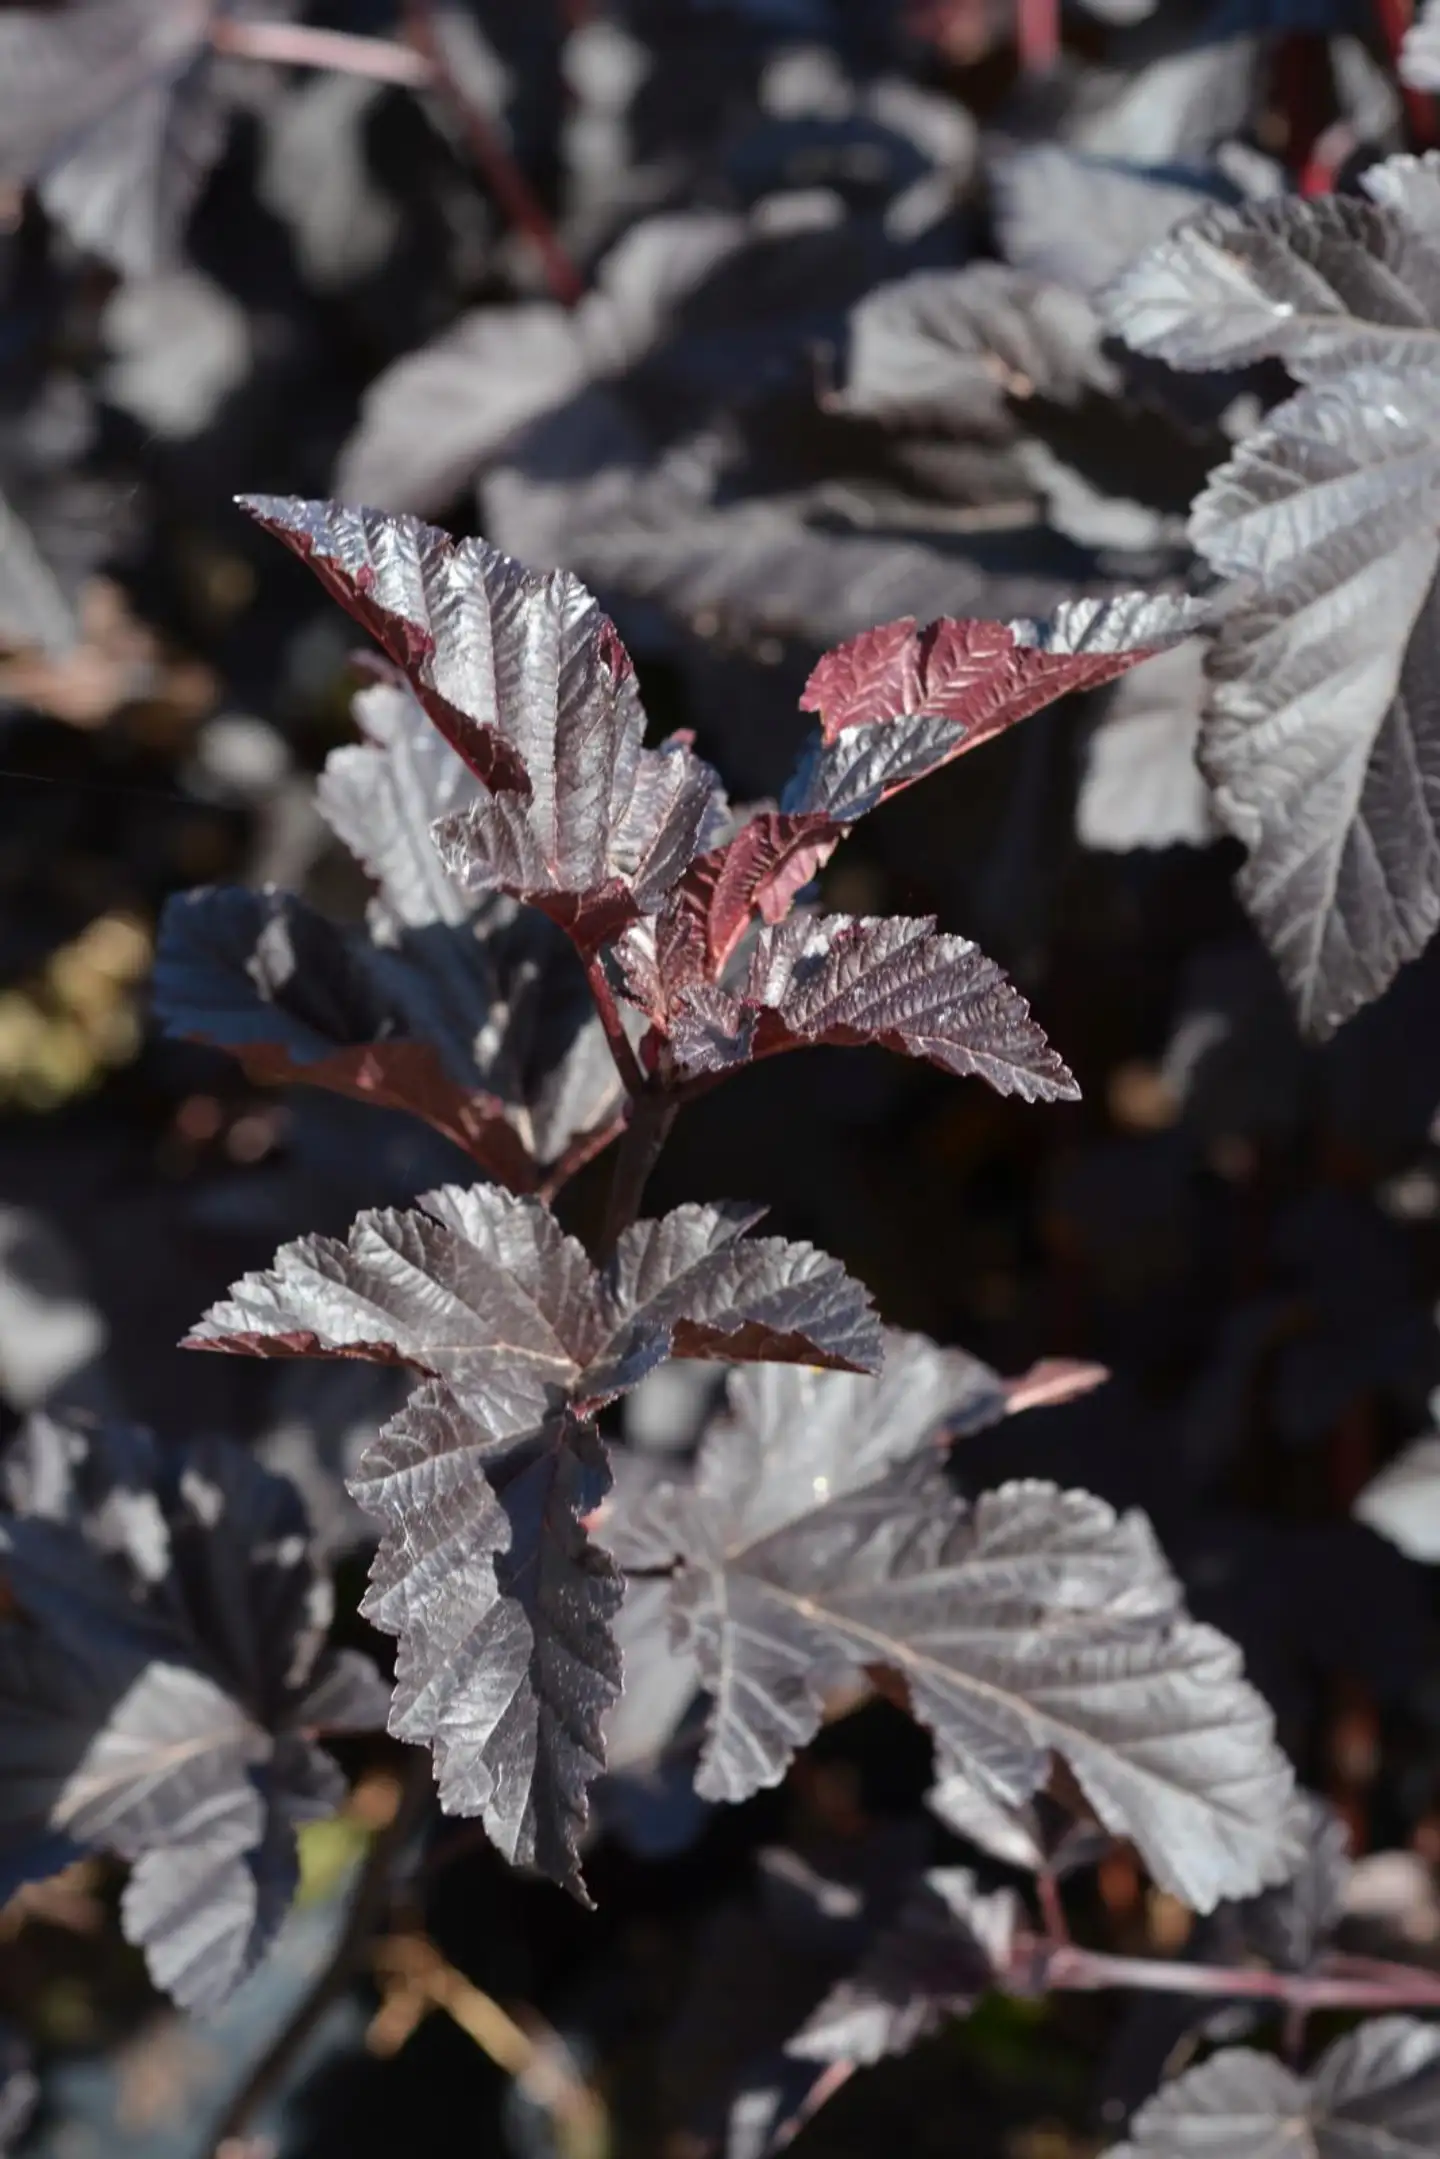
[0,1408,388,2010]
[160,490,1305,1918]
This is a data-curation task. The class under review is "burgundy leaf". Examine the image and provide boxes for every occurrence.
[153,886,624,1193]
[793,594,1203,816]
[352,1382,621,1897]
[183,1191,876,1890]
[238,495,540,797]
[788,1868,1020,2067]
[663,811,843,982]
[241,496,727,954]
[667,913,1078,1104]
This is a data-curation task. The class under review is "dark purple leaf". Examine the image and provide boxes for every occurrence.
[353,1381,621,1896]
[1108,2018,1440,2158]
[664,912,1079,1104]
[242,497,728,954]
[182,1192,877,1888]
[0,0,227,277]
[1103,170,1440,1034]
[153,886,623,1192]
[0,1413,388,2010]
[789,1868,1019,2066]
[634,1355,1296,1908]
[826,263,1114,432]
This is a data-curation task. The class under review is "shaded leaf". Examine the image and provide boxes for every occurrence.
[789,1867,1019,2066]
[153,885,623,1190]
[0,0,227,277]
[0,1413,387,2010]
[1228,1790,1350,1973]
[1108,2017,1440,2158]
[991,145,1246,300]
[637,1358,1295,1907]
[1103,169,1440,1033]
[1078,639,1219,852]
[184,1192,878,1889]
[336,211,746,516]
[315,675,484,934]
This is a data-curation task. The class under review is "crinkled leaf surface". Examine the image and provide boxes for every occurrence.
[627,1357,1293,1908]
[352,1381,621,1895]
[1103,167,1440,1034]
[243,497,727,951]
[0,1413,387,2010]
[1108,2017,1440,2158]
[789,1868,1019,2067]
[791,593,1203,818]
[153,885,622,1191]
[663,912,1079,1104]
[184,1189,878,1891]
[0,0,227,277]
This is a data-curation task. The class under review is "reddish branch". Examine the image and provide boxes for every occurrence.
[1016,0,1061,73]
[208,17,431,85]
[210,11,585,305]
[401,0,585,306]
[1028,1937,1440,2013]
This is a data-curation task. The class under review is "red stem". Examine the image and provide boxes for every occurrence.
[584,957,646,1098]
[401,0,585,306]
[1039,1940,1440,2011]
[1016,0,1061,73]
[209,18,431,85]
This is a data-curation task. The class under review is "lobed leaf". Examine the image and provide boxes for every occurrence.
[1108,2018,1440,2158]
[153,885,623,1191]
[665,912,1079,1104]
[1103,168,1440,1032]
[0,1414,388,2010]
[625,1352,1295,1910]
[789,1868,1020,2067]
[185,1190,879,1890]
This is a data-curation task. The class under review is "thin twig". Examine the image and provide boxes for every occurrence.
[599,1092,679,1259]
[401,0,585,306]
[209,18,432,86]
[370,1935,607,2159]
[209,1751,433,2154]
[1040,1939,1440,2012]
